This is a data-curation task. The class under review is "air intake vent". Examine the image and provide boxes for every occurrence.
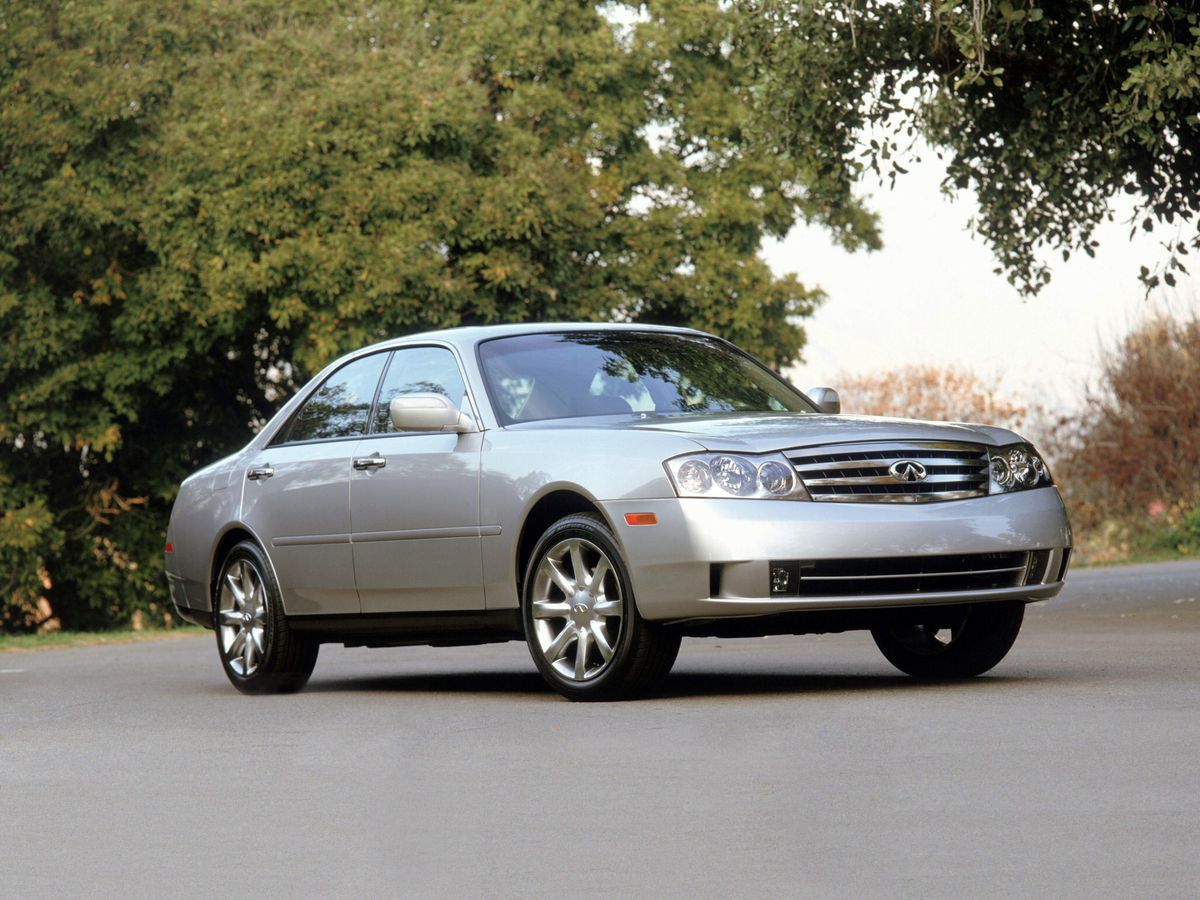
[795,551,1030,596]
[786,441,990,503]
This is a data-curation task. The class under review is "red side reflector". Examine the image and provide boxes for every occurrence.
[164,542,174,553]
[624,513,658,526]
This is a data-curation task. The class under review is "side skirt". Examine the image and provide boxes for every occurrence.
[287,608,523,649]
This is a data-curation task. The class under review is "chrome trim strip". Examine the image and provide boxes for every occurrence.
[809,489,985,503]
[793,458,985,474]
[784,441,988,456]
[803,473,987,487]
[271,534,351,547]
[352,525,496,543]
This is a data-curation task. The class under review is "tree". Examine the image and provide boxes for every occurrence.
[743,1,1200,294]
[0,1,867,630]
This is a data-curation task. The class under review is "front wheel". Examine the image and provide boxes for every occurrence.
[215,541,318,694]
[522,513,680,701]
[871,601,1026,680]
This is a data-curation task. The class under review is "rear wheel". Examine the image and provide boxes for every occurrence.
[870,601,1025,679]
[522,513,679,701]
[215,541,318,694]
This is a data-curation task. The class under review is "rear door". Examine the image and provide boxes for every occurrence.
[350,344,485,613]
[240,351,389,615]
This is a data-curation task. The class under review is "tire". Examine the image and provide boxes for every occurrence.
[521,512,680,701]
[214,540,319,694]
[870,601,1025,680]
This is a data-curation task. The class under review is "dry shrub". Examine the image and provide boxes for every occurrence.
[1053,310,1200,551]
[835,364,1028,430]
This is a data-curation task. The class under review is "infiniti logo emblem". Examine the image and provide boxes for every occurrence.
[889,459,928,482]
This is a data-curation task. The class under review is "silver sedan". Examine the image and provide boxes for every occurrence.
[165,324,1071,699]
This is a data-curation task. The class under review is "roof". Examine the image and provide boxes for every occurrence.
[362,321,711,353]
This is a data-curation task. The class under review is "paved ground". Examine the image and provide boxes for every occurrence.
[3,560,1199,898]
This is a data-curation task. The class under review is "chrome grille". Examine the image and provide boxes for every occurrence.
[785,441,990,503]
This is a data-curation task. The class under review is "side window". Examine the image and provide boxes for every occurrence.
[284,352,389,443]
[373,346,469,434]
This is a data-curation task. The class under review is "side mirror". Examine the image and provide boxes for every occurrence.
[389,393,476,433]
[806,386,841,415]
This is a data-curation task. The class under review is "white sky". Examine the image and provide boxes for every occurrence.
[763,149,1196,408]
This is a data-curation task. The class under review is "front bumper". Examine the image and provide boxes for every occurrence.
[601,487,1072,622]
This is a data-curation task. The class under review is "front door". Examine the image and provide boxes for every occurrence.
[350,345,484,613]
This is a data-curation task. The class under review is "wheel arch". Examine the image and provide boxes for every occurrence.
[208,524,279,612]
[514,488,620,598]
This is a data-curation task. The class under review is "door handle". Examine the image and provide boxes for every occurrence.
[353,455,386,471]
[246,465,274,481]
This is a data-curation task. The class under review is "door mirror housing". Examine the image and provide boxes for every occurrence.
[389,394,476,433]
[806,386,841,415]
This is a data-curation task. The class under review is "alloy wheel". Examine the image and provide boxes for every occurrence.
[530,537,624,681]
[218,559,268,676]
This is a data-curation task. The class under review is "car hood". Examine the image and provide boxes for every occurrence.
[616,412,1021,453]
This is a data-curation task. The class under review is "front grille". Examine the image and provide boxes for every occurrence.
[786,441,990,503]
[793,551,1030,596]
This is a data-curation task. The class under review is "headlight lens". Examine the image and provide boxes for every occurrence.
[675,459,713,493]
[665,452,809,500]
[757,460,795,495]
[988,443,1053,493]
[710,455,757,496]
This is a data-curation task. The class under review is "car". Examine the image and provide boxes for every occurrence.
[165,323,1072,700]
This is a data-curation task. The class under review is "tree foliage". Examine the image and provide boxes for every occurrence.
[0,0,864,630]
[744,1,1200,294]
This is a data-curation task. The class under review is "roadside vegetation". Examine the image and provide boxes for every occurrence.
[0,624,203,654]
[1045,309,1200,565]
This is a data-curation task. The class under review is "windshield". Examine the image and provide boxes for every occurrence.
[477,331,814,425]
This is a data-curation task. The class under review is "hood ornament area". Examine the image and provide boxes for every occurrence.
[889,459,928,483]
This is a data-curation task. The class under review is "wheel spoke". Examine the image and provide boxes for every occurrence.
[219,609,242,627]
[250,627,265,656]
[544,624,576,663]
[224,572,245,606]
[590,621,614,661]
[574,627,590,679]
[587,558,610,593]
[568,541,586,586]
[227,629,246,660]
[541,558,576,598]
[532,600,571,619]
[243,629,256,671]
[593,600,622,618]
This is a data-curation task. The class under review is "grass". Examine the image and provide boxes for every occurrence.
[0,626,205,654]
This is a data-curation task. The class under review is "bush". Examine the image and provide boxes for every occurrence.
[1049,309,1200,561]
[835,364,1028,431]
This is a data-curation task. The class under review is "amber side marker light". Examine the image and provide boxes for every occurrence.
[164,542,174,553]
[624,513,658,526]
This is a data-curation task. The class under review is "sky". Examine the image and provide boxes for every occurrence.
[762,148,1195,409]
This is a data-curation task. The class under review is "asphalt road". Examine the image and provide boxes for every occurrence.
[3,560,1199,898]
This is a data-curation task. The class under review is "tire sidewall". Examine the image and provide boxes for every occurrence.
[521,514,640,698]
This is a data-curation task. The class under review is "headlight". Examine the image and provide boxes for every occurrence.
[988,443,1053,493]
[664,452,810,500]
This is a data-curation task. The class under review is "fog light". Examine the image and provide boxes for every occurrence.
[770,567,791,594]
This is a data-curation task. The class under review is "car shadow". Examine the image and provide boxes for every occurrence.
[301,668,1037,699]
